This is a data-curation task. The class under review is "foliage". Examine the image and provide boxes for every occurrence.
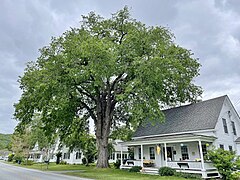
[8,153,14,162]
[0,133,12,150]
[113,159,121,169]
[56,151,62,164]
[10,130,32,160]
[231,171,240,180]
[63,132,97,166]
[158,166,176,176]
[129,166,142,172]
[206,147,239,180]
[110,126,133,141]
[82,157,87,165]
[174,172,201,179]
[14,7,202,168]
[13,154,24,163]
[59,160,67,165]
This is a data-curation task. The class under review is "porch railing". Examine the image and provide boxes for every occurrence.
[167,161,216,170]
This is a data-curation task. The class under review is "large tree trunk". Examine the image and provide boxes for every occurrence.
[96,136,109,168]
[95,84,116,168]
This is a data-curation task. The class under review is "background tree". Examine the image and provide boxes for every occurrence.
[14,7,202,168]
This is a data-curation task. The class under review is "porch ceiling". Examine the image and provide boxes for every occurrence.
[120,133,216,146]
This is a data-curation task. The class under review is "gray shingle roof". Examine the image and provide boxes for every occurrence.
[133,95,227,138]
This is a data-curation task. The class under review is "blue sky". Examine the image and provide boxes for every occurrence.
[1,0,240,134]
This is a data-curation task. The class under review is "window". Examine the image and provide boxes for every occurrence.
[220,144,224,150]
[76,152,81,159]
[202,144,207,157]
[138,147,141,159]
[117,153,121,159]
[232,121,237,135]
[181,145,189,160]
[149,147,155,159]
[63,152,70,159]
[222,118,228,133]
[229,146,233,152]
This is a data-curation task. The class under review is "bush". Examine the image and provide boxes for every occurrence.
[82,157,87,165]
[158,166,176,176]
[129,166,142,172]
[59,160,67,165]
[175,172,202,179]
[13,154,24,164]
[206,148,237,180]
[231,171,240,180]
[8,154,14,162]
[114,159,121,169]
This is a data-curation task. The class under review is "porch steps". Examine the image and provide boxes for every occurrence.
[141,167,159,175]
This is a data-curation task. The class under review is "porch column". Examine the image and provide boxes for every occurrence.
[198,140,205,171]
[141,144,143,168]
[120,146,123,166]
[164,143,168,166]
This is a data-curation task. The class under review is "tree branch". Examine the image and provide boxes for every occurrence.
[80,100,97,124]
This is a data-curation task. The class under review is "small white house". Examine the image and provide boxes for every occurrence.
[108,140,129,163]
[120,95,240,178]
[48,138,83,164]
[29,138,84,164]
[28,142,42,163]
[60,145,83,164]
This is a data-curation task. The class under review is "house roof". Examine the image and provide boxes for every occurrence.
[133,95,227,138]
[235,137,240,143]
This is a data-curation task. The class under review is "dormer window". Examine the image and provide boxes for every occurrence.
[231,121,237,135]
[222,118,228,134]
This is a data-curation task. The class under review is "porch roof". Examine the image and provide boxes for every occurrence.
[120,133,216,146]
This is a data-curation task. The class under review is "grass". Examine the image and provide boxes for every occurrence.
[6,162,188,180]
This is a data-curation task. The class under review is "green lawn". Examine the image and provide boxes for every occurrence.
[9,162,189,180]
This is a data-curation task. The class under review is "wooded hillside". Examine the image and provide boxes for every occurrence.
[0,133,11,150]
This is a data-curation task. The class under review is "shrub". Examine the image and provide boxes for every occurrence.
[231,171,240,180]
[13,154,24,164]
[175,172,202,179]
[129,166,142,172]
[114,159,121,169]
[158,166,176,176]
[82,157,87,165]
[206,148,237,180]
[8,154,14,162]
[59,160,67,165]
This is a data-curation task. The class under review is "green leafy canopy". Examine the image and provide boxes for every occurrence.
[14,7,202,155]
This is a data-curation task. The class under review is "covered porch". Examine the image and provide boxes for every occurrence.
[119,134,219,179]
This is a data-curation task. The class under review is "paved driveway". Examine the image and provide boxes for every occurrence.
[0,161,92,180]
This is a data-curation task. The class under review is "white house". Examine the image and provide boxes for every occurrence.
[108,140,129,163]
[120,95,240,178]
[28,142,43,163]
[29,138,84,164]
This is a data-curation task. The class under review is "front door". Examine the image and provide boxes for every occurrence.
[167,147,173,161]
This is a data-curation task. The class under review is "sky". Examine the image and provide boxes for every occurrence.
[1,0,240,134]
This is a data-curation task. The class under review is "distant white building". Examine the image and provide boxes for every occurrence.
[28,142,42,162]
[109,140,129,163]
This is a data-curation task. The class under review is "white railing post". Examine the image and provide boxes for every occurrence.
[198,140,205,171]
[164,143,168,166]
[141,144,143,168]
[120,146,123,167]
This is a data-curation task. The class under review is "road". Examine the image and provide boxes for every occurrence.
[0,161,92,180]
